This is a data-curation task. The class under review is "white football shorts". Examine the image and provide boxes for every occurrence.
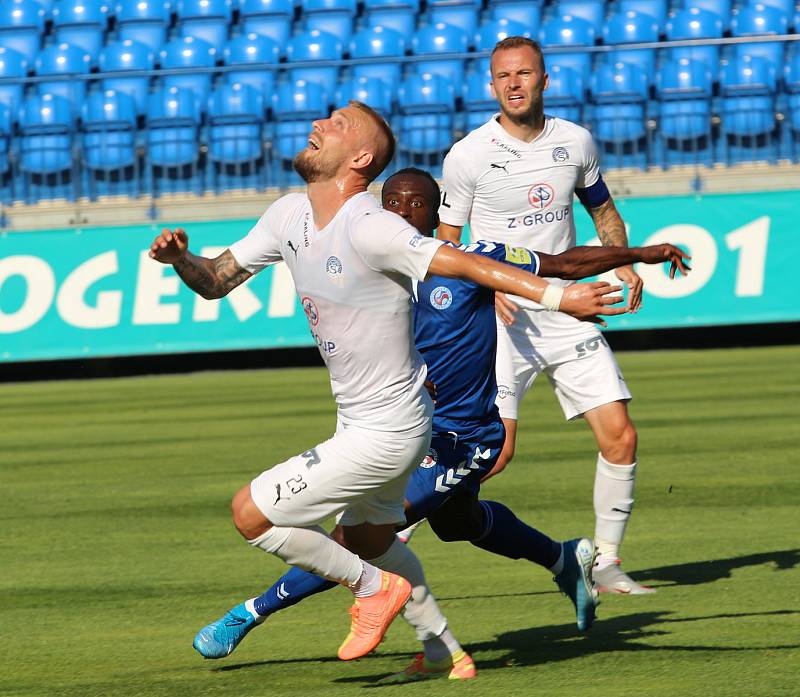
[495,311,632,421]
[249,422,431,528]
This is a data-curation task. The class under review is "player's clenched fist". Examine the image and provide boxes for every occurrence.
[149,227,189,264]
[560,281,626,327]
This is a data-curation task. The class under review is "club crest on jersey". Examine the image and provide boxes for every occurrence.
[528,183,555,210]
[552,147,569,163]
[420,448,438,468]
[430,286,453,310]
[325,256,343,276]
[301,296,319,326]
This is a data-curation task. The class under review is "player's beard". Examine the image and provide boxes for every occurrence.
[502,95,543,127]
[293,148,340,183]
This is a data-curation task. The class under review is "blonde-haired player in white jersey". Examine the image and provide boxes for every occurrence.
[437,37,655,595]
[148,101,627,680]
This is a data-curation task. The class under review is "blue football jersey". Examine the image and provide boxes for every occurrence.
[414,240,541,432]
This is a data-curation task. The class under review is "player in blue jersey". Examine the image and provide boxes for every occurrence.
[192,169,689,680]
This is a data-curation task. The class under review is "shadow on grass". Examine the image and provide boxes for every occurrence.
[437,548,800,600]
[339,608,800,687]
[634,548,800,587]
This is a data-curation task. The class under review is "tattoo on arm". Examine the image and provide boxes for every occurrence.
[173,250,251,299]
[590,198,628,248]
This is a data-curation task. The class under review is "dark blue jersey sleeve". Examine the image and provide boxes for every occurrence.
[454,239,541,275]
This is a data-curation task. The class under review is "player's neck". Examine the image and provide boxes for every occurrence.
[306,177,368,230]
[497,111,545,143]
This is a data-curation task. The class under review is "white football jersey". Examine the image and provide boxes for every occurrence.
[439,114,603,334]
[230,191,444,435]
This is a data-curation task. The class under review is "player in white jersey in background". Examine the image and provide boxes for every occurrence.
[437,36,654,594]
[149,101,627,680]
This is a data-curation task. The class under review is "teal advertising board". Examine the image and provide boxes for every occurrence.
[1,190,797,362]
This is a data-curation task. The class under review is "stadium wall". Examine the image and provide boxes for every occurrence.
[1,189,798,363]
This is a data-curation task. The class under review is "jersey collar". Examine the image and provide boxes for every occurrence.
[489,113,554,149]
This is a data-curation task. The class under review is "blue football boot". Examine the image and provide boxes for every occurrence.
[554,538,599,632]
[192,602,259,658]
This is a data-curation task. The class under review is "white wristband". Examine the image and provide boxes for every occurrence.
[540,284,564,311]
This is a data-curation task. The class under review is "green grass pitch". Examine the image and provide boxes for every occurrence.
[1,345,798,697]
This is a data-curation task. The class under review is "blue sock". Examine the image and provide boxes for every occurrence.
[252,566,337,618]
[471,500,561,569]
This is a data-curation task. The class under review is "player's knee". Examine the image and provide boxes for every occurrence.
[231,485,272,540]
[602,421,638,464]
[428,497,483,542]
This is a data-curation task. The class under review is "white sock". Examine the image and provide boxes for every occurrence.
[423,627,462,663]
[244,598,266,622]
[247,525,362,586]
[351,561,382,598]
[594,453,637,567]
[367,538,452,644]
[548,544,565,576]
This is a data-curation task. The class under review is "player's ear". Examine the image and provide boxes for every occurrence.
[432,211,440,230]
[489,79,498,101]
[543,71,550,92]
[352,149,374,172]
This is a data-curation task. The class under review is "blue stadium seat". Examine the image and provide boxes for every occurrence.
[99,39,155,116]
[222,33,280,103]
[116,0,170,54]
[52,0,107,64]
[146,86,203,196]
[539,14,595,91]
[664,8,724,70]
[785,52,800,160]
[719,55,778,164]
[731,4,788,68]
[475,18,530,51]
[207,83,265,192]
[335,76,392,117]
[411,22,469,85]
[303,0,357,46]
[82,89,139,199]
[544,63,584,123]
[689,0,731,30]
[655,59,713,167]
[472,18,531,73]
[603,11,660,86]
[240,0,294,50]
[489,2,542,37]
[0,47,28,123]
[271,80,328,185]
[462,69,495,131]
[287,30,343,102]
[159,36,218,106]
[553,0,605,34]
[19,93,77,202]
[396,72,455,177]
[749,0,795,19]
[0,102,11,203]
[617,0,668,28]
[591,61,649,169]
[428,0,481,41]
[177,0,233,54]
[364,0,420,38]
[0,0,46,65]
[349,25,405,89]
[34,43,92,117]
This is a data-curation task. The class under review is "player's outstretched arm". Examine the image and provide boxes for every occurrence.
[538,244,691,281]
[149,227,252,299]
[428,244,627,325]
[587,197,644,312]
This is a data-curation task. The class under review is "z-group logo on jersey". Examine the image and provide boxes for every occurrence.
[528,183,555,210]
[430,286,453,310]
[325,256,343,275]
[301,296,319,326]
[552,147,569,162]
